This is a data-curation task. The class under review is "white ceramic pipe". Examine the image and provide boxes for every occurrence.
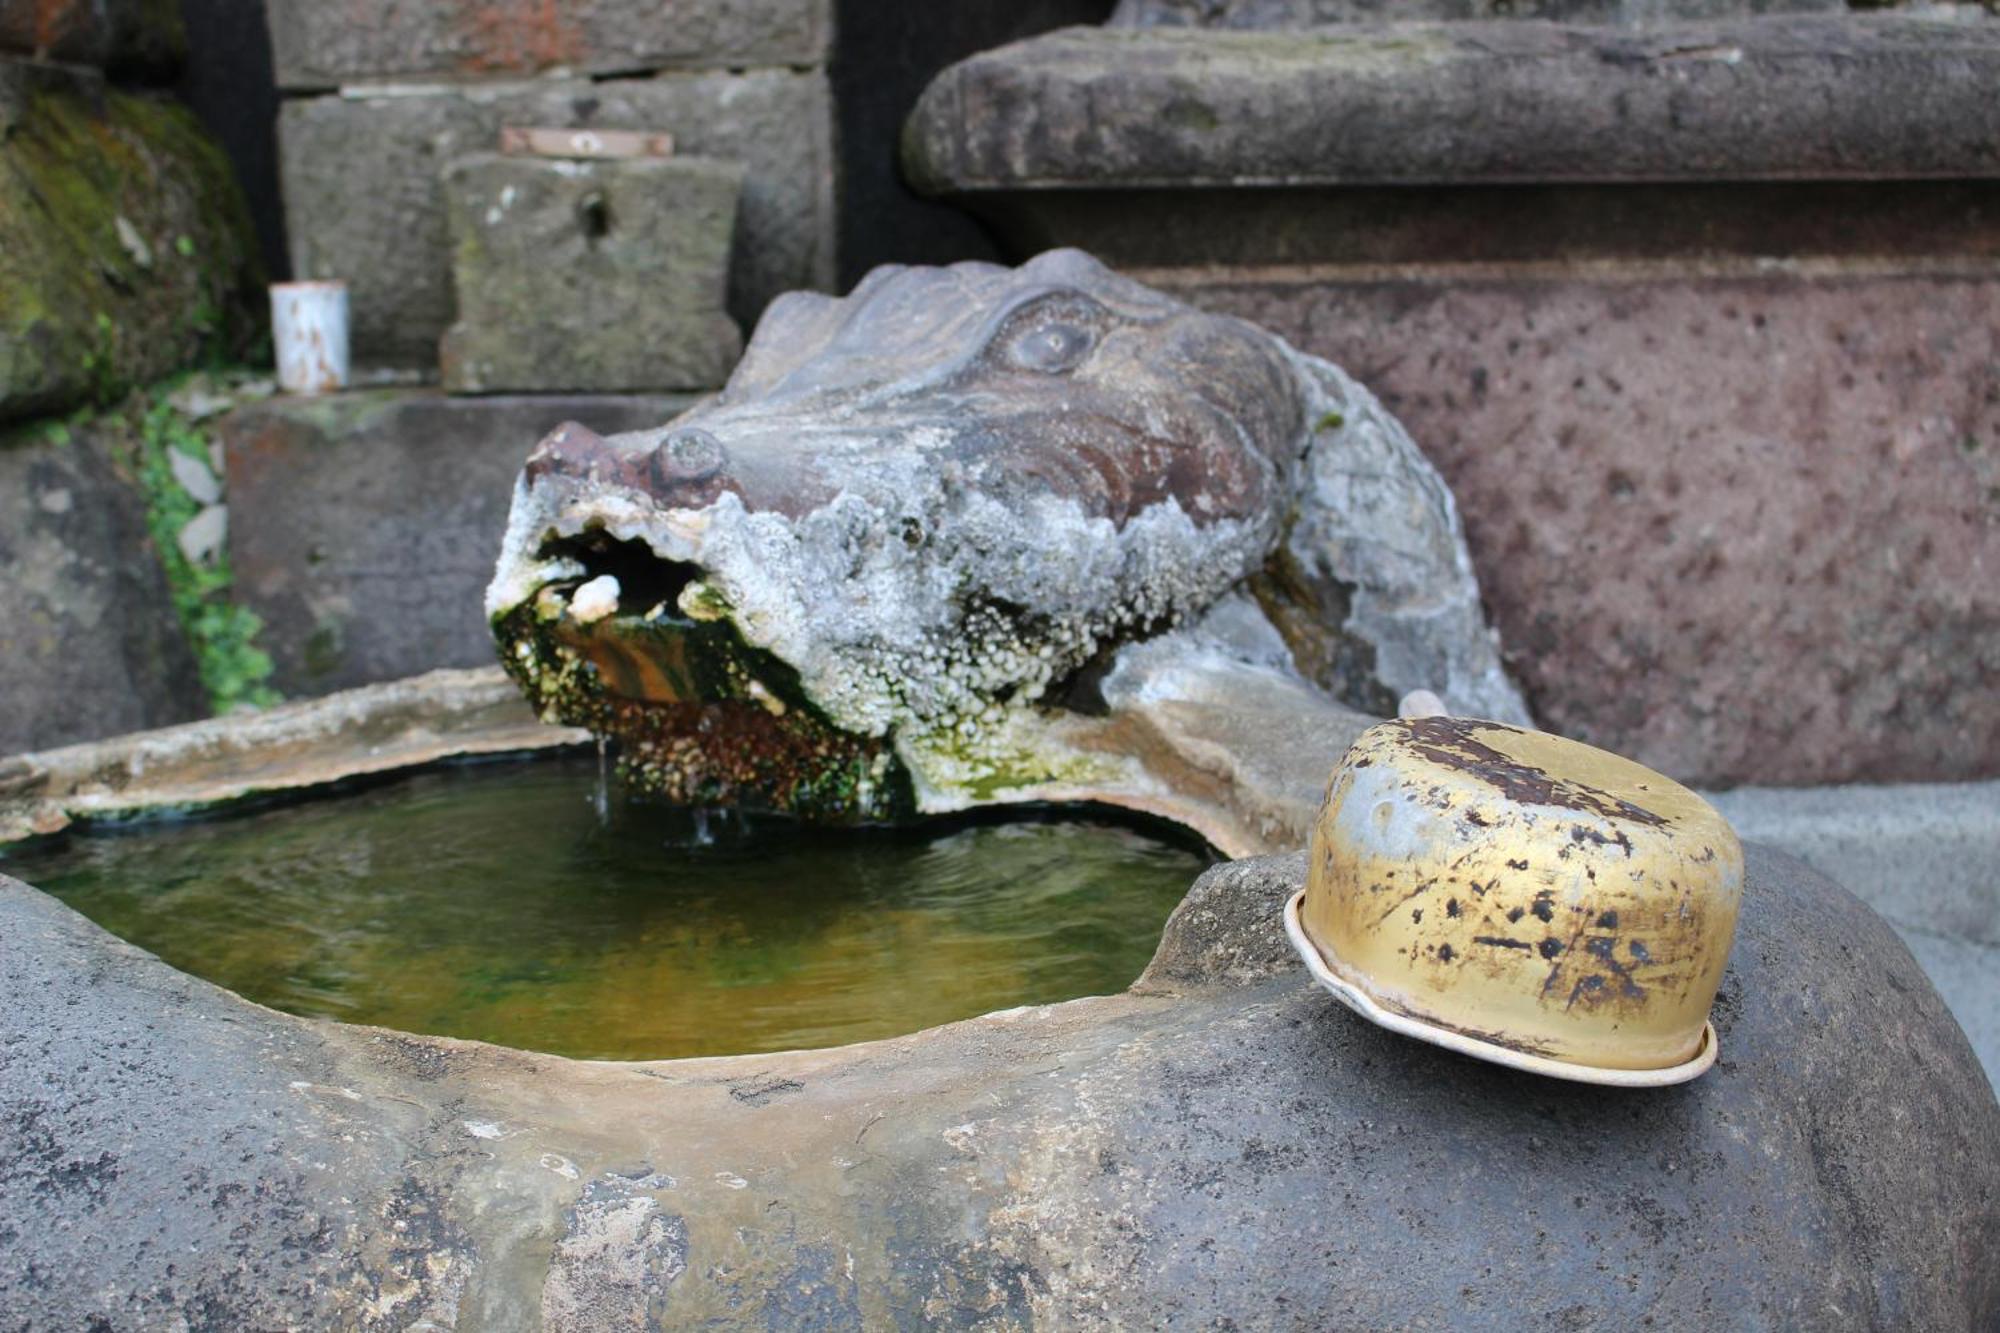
[270,280,350,395]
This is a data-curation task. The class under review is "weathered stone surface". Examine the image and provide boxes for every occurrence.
[1712,779,2000,952]
[1155,263,2000,787]
[0,417,205,755]
[1713,778,2000,1087]
[441,154,742,394]
[0,0,184,75]
[1110,0,1846,24]
[278,71,834,369]
[0,844,1993,1328]
[0,666,587,843]
[1088,594,1376,853]
[264,0,831,90]
[488,251,1525,820]
[221,390,696,696]
[903,17,2000,195]
[0,59,261,422]
[1133,849,1309,990]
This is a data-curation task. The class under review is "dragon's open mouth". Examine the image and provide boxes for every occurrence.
[494,530,911,821]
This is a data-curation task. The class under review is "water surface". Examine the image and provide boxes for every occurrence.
[4,757,1209,1060]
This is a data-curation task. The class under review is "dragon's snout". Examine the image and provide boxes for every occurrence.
[525,421,732,508]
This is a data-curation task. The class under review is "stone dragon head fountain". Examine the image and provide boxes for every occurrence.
[2,251,1994,1331]
[488,249,1527,839]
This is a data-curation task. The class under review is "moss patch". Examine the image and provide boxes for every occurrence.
[30,375,280,715]
[129,384,276,713]
[0,67,261,422]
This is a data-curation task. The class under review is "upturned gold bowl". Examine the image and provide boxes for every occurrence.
[1286,717,1744,1086]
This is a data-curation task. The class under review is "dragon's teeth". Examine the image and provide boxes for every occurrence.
[569,574,622,624]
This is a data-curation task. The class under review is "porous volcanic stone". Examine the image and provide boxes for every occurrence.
[0,416,205,754]
[0,59,261,422]
[441,154,742,393]
[278,70,833,370]
[264,0,831,90]
[1160,264,2000,787]
[221,390,695,696]
[1109,0,1844,25]
[0,844,1993,1327]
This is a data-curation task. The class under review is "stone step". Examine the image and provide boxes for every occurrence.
[905,15,2000,195]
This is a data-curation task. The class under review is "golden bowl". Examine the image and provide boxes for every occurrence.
[1285,716,1743,1086]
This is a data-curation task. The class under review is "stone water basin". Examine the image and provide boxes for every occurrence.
[1,667,1996,1329]
[2,755,1208,1061]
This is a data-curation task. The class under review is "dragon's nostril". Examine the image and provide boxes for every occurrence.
[524,421,611,482]
[650,427,726,488]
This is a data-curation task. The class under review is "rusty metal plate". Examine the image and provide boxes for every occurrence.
[498,126,675,160]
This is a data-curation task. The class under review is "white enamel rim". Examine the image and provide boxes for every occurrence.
[1283,889,1719,1088]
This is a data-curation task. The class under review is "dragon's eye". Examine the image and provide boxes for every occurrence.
[1004,321,1095,374]
[989,293,1111,376]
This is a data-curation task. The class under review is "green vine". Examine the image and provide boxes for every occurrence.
[129,377,278,713]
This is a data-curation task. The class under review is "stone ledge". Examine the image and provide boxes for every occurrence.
[1712,779,2000,950]
[0,665,586,844]
[264,0,832,91]
[904,15,2000,194]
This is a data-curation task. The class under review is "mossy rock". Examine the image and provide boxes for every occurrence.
[0,61,260,424]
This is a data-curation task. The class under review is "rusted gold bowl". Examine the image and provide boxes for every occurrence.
[1285,716,1744,1086]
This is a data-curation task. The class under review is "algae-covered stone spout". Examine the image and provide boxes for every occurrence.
[488,249,1530,820]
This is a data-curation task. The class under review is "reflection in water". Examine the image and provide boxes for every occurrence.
[5,756,1211,1061]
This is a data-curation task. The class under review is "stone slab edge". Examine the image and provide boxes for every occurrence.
[904,15,2000,193]
[265,0,832,91]
[0,665,588,843]
[1710,781,2000,949]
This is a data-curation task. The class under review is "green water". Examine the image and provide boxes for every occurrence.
[2,757,1209,1060]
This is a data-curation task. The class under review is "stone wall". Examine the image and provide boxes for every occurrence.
[221,390,693,696]
[0,0,184,77]
[265,0,829,88]
[0,408,208,753]
[903,14,2000,788]
[279,71,831,371]
[0,1,267,750]
[272,1,835,374]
